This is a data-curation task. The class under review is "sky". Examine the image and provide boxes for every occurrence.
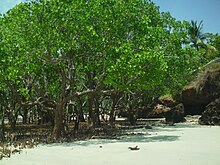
[0,0,27,14]
[0,0,219,34]
[153,0,220,34]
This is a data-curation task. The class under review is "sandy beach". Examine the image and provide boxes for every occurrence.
[1,122,220,165]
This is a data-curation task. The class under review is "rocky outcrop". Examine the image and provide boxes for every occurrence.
[148,97,185,123]
[181,63,220,115]
[199,98,220,125]
[164,103,185,123]
[148,104,170,118]
[181,87,210,114]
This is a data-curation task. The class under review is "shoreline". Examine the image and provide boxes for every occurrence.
[0,115,211,160]
[1,122,220,165]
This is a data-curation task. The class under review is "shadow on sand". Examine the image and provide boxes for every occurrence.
[46,129,180,148]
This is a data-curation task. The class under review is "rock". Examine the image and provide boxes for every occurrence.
[148,104,171,118]
[164,103,186,123]
[181,63,220,115]
[199,98,220,126]
[158,97,177,107]
[181,87,209,114]
[185,115,201,124]
[147,97,185,123]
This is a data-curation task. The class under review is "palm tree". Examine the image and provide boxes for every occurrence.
[187,20,217,56]
[188,20,206,50]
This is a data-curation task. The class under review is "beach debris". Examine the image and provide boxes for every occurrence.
[128,146,140,151]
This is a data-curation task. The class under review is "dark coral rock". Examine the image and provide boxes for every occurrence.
[182,63,220,115]
[164,103,186,123]
[199,98,220,126]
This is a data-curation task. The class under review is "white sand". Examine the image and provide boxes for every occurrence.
[1,123,220,165]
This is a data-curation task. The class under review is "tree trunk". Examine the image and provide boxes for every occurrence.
[73,115,79,137]
[77,97,85,122]
[22,108,28,124]
[126,94,136,125]
[53,101,65,140]
[0,108,5,141]
[94,96,100,127]
[88,95,94,127]
[109,91,122,125]
[78,109,85,122]
[128,110,136,125]
[8,113,17,131]
[109,97,116,126]
[87,71,96,128]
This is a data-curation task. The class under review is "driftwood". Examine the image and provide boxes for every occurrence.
[128,146,140,150]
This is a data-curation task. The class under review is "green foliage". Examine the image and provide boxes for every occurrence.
[2,0,218,137]
[206,33,220,56]
[0,0,204,103]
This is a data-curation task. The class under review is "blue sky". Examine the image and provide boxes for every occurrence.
[0,0,219,34]
[153,0,220,34]
[0,0,26,14]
